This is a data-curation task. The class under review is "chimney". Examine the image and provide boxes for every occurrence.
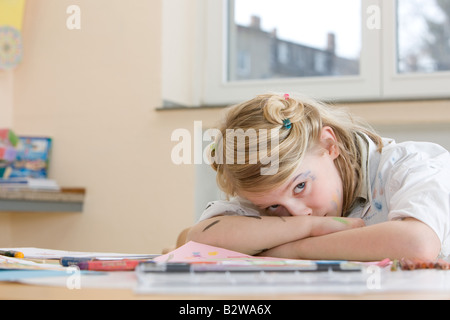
[250,15,261,30]
[327,32,336,54]
[270,28,278,38]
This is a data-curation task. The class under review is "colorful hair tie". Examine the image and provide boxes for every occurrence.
[284,93,290,100]
[282,119,292,130]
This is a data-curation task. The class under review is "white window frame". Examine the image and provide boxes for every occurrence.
[162,0,450,107]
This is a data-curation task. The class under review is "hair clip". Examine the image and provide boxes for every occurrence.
[284,93,290,100]
[282,119,292,130]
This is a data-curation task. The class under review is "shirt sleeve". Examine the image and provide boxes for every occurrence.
[387,146,450,258]
[198,197,262,221]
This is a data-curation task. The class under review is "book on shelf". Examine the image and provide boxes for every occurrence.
[0,129,20,178]
[0,177,60,191]
[9,136,52,179]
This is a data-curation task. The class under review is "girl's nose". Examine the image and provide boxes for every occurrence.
[285,202,312,216]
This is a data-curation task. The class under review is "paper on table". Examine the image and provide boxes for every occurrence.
[153,242,395,268]
[0,270,69,282]
[0,247,159,260]
[154,241,252,262]
[0,255,65,270]
[153,241,315,267]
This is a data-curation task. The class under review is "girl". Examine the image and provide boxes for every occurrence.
[186,93,450,261]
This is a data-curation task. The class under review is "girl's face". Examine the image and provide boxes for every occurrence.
[240,127,344,217]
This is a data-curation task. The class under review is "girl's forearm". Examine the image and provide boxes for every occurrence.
[260,218,441,261]
[186,215,363,255]
[186,215,313,255]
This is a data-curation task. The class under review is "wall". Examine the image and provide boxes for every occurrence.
[1,0,216,253]
[0,71,13,128]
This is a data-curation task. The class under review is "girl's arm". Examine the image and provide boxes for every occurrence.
[186,215,364,255]
[259,218,441,261]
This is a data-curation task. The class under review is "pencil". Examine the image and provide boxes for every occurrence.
[0,250,24,258]
[77,259,143,271]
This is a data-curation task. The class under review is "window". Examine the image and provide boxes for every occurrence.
[397,0,450,74]
[202,0,381,105]
[382,0,450,98]
[228,0,361,81]
[162,0,450,107]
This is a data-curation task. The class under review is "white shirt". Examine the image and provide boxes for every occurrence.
[199,135,450,258]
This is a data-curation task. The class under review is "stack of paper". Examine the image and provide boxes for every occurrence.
[0,247,158,283]
[0,254,67,282]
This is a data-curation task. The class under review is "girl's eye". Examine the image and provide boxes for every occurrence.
[294,182,306,194]
[266,204,280,212]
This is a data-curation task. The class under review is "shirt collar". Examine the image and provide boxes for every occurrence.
[345,132,382,217]
[355,132,371,203]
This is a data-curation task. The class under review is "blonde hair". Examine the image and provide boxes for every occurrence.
[210,93,382,215]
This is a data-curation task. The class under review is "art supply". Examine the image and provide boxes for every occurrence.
[153,241,363,271]
[0,255,65,271]
[394,258,450,271]
[0,250,24,258]
[151,241,362,273]
[59,255,159,267]
[137,260,361,273]
[0,247,160,261]
[60,257,94,267]
[76,259,147,271]
[332,217,350,225]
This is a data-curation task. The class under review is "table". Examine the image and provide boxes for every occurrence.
[1,268,450,300]
[2,282,450,300]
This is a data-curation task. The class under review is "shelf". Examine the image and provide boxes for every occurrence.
[0,188,85,212]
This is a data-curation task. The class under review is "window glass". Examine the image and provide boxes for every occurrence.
[228,0,361,81]
[397,0,450,73]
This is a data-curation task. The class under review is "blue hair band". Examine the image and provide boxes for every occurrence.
[282,119,292,130]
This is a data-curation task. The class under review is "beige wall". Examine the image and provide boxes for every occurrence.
[0,71,13,128]
[1,0,220,253]
[1,1,450,254]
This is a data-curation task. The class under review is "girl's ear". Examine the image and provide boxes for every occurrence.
[320,126,340,160]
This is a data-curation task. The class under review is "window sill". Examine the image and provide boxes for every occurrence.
[156,98,450,125]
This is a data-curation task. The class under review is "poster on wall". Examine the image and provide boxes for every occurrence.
[0,0,26,70]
